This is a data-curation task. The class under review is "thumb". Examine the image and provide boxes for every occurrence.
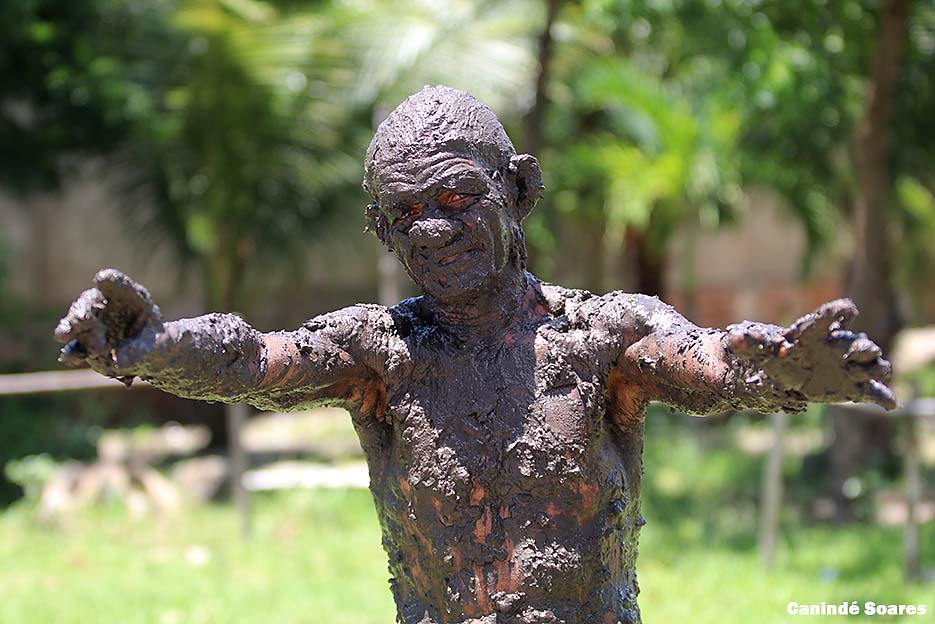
[726,322,773,358]
[94,269,163,338]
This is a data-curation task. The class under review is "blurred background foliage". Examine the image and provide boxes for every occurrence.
[0,0,933,619]
[2,0,933,305]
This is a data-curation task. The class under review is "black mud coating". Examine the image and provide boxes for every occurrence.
[56,86,895,624]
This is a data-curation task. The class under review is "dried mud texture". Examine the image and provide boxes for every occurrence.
[57,270,893,624]
[57,87,894,624]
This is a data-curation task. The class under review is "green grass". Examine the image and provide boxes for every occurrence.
[638,519,934,624]
[2,409,932,623]
[0,489,931,624]
[0,490,396,624]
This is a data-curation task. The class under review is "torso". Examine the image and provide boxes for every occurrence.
[352,279,647,624]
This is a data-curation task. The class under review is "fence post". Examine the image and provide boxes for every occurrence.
[758,411,787,568]
[227,402,252,538]
[904,408,920,580]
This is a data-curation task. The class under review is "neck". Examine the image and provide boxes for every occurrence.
[424,264,530,343]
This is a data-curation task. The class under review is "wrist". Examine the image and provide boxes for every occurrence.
[112,322,169,378]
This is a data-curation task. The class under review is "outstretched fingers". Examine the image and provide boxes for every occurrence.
[94,268,162,334]
[55,288,111,368]
[827,338,896,410]
[55,270,159,374]
[866,379,898,411]
[55,288,108,351]
[844,334,883,364]
[785,298,859,343]
[95,269,152,309]
[846,351,897,411]
[731,301,898,411]
[826,330,884,363]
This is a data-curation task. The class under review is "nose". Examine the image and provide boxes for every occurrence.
[408,217,457,250]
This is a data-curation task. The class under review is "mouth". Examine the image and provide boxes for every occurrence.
[438,247,475,266]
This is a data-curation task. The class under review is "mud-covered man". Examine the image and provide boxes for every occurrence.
[56,87,895,624]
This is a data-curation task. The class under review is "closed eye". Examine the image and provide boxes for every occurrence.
[392,202,424,226]
[437,190,478,210]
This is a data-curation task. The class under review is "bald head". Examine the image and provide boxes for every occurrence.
[363,86,516,198]
[362,86,544,295]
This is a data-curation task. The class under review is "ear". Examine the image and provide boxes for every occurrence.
[365,203,393,251]
[508,153,543,220]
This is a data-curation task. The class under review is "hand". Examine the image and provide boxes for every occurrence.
[54,269,164,383]
[726,299,897,410]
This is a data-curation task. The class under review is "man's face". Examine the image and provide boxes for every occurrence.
[371,151,518,300]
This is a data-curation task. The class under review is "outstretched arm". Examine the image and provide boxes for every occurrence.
[594,293,895,415]
[55,270,387,414]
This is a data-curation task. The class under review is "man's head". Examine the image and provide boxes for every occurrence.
[363,86,542,301]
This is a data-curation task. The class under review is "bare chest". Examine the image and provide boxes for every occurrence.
[384,327,609,499]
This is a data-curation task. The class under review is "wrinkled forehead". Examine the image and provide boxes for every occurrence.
[367,149,494,205]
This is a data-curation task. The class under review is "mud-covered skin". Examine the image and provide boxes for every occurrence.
[374,278,646,624]
[56,87,895,624]
[54,272,893,624]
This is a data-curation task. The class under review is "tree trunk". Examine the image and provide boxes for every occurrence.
[624,227,666,298]
[571,213,607,293]
[522,0,561,156]
[206,249,252,536]
[847,0,909,349]
[830,0,911,519]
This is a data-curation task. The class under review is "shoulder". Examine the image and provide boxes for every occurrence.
[532,277,687,341]
[533,276,596,318]
[300,303,408,361]
[573,291,676,331]
[302,303,394,335]
[298,303,415,381]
